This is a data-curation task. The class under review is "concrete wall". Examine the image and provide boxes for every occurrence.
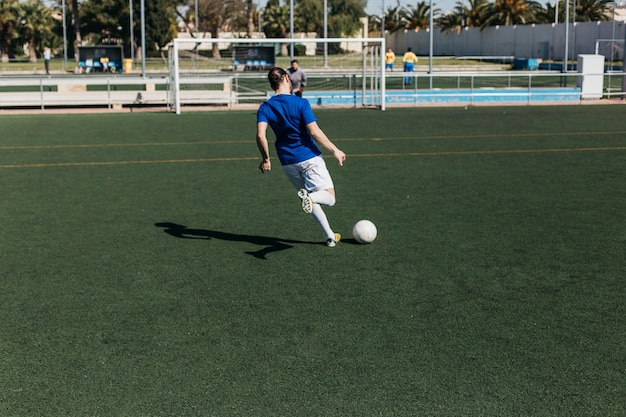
[387,21,626,62]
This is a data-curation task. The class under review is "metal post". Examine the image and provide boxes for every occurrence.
[140,0,146,77]
[429,0,433,89]
[62,0,67,70]
[195,0,199,39]
[564,0,569,74]
[289,0,294,60]
[130,0,134,62]
[381,0,385,38]
[323,0,328,67]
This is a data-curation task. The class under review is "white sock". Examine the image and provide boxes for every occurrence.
[309,190,335,207]
[311,204,334,240]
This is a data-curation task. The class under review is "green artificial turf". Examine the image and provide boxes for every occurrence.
[1,106,625,416]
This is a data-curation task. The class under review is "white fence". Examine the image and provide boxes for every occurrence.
[0,70,624,112]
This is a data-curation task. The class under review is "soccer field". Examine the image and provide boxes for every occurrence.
[1,105,625,416]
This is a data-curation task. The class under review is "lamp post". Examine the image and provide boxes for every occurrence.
[140,0,146,77]
[289,0,294,60]
[429,0,433,88]
[130,0,134,62]
[195,0,199,39]
[564,0,569,74]
[323,0,328,67]
[381,0,385,38]
[62,0,67,69]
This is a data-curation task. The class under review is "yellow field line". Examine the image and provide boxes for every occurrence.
[1,147,624,169]
[353,146,626,158]
[0,156,258,169]
[0,141,242,150]
[1,130,625,150]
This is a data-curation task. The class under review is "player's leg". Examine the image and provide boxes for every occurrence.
[301,157,340,245]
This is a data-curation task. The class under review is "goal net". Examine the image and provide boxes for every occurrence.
[595,38,625,63]
[168,37,385,114]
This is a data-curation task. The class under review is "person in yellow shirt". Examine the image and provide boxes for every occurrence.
[402,47,418,85]
[385,48,395,71]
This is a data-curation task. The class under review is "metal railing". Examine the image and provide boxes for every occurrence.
[1,70,624,112]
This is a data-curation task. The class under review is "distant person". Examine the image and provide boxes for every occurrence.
[43,47,51,75]
[287,59,307,97]
[100,56,109,72]
[385,48,395,71]
[256,67,346,247]
[402,47,418,85]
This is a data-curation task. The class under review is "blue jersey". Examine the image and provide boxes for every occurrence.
[257,94,322,166]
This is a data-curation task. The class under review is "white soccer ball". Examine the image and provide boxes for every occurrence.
[352,220,377,244]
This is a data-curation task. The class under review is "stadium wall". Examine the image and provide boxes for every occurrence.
[387,21,626,62]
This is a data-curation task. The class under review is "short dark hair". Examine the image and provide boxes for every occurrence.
[290,59,298,65]
[268,67,288,91]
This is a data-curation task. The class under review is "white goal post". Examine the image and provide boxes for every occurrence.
[168,37,386,114]
[594,38,625,62]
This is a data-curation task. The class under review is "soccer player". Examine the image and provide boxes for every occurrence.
[402,47,418,85]
[256,67,346,247]
[385,48,395,71]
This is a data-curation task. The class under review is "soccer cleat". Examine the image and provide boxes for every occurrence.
[326,233,341,247]
[297,189,313,214]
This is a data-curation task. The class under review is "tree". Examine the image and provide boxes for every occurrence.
[196,0,247,58]
[71,0,81,59]
[0,0,20,61]
[384,5,407,33]
[263,0,290,55]
[437,0,489,33]
[328,0,366,37]
[79,0,128,45]
[402,1,438,30]
[295,0,323,34]
[247,0,255,36]
[482,0,543,27]
[17,0,53,62]
[534,1,559,23]
[143,0,178,56]
[574,0,612,22]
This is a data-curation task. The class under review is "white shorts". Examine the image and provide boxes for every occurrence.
[282,156,334,192]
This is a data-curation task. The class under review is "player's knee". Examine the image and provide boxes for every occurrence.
[327,191,336,207]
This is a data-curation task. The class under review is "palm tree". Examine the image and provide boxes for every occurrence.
[402,1,439,30]
[482,0,543,27]
[574,0,612,21]
[534,1,559,24]
[0,0,20,62]
[263,0,290,56]
[437,11,465,34]
[437,0,489,34]
[385,5,406,33]
[466,0,490,26]
[17,0,53,62]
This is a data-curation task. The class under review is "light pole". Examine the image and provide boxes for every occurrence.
[195,0,199,39]
[324,0,328,67]
[381,0,385,39]
[140,0,146,77]
[62,0,67,69]
[289,0,294,60]
[130,0,134,62]
[429,0,433,88]
[564,0,569,74]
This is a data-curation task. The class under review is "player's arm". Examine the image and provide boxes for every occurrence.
[256,121,271,173]
[307,121,346,166]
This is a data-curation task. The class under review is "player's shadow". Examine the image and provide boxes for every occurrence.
[155,222,320,260]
